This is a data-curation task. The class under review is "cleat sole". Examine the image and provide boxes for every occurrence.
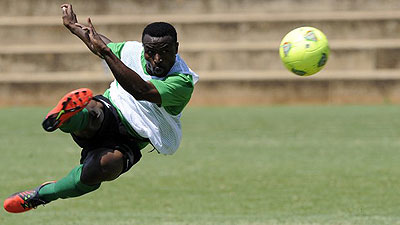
[42,88,93,132]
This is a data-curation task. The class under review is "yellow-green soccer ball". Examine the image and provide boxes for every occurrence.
[279,27,330,76]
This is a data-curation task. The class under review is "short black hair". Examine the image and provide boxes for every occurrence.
[142,22,177,43]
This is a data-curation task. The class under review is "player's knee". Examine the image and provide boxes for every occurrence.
[99,150,124,181]
[80,165,120,185]
[80,149,124,185]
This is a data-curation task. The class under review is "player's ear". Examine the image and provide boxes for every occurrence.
[175,42,179,54]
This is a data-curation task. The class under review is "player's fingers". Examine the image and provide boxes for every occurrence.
[67,5,74,17]
[87,27,94,40]
[87,18,92,27]
[60,4,69,9]
[82,27,90,34]
[61,4,72,18]
[82,27,91,34]
[87,18,97,33]
[61,5,68,16]
[75,23,86,28]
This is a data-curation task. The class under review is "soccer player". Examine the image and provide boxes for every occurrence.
[3,4,199,213]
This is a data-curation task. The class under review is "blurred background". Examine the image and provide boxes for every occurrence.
[1,0,399,106]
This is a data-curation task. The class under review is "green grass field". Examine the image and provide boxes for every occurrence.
[1,105,400,225]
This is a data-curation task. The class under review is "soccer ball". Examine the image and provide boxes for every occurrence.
[279,27,330,76]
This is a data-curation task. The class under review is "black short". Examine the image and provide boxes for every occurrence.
[71,95,149,174]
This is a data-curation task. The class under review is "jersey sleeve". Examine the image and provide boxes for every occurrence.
[149,73,194,115]
[106,42,126,59]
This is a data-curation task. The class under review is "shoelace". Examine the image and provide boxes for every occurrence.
[18,191,46,209]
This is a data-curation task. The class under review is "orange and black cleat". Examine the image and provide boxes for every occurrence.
[3,181,55,213]
[42,88,93,132]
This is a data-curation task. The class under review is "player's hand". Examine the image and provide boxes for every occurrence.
[61,4,79,31]
[80,18,108,59]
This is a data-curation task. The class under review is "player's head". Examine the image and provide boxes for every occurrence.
[142,22,179,77]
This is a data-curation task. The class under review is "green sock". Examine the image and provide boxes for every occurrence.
[38,164,100,202]
[59,108,89,133]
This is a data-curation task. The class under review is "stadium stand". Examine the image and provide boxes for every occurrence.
[0,0,399,105]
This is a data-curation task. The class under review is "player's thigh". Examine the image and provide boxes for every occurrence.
[81,148,124,185]
[73,100,104,139]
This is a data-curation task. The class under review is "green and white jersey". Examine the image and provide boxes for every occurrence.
[106,41,199,155]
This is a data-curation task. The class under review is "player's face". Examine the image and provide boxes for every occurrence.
[142,34,178,77]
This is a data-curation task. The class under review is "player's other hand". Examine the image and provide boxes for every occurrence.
[61,4,79,31]
[79,18,108,58]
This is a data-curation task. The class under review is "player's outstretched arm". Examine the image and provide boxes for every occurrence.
[61,4,111,58]
[82,18,162,104]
